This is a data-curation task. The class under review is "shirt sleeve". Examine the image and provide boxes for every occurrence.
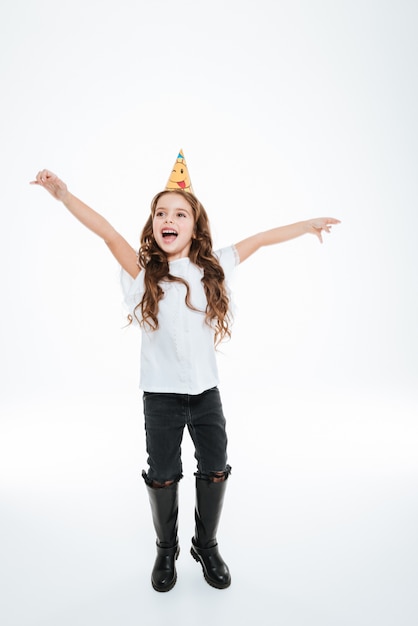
[120,268,145,321]
[215,245,240,282]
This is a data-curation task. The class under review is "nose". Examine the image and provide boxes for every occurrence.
[165,216,173,223]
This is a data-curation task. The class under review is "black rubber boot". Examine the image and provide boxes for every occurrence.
[144,474,180,592]
[190,473,231,589]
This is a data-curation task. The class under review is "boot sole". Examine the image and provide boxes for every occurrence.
[190,546,231,589]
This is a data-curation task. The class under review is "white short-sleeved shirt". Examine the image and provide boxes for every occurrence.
[121,245,239,395]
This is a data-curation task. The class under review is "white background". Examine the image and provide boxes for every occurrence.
[1,1,417,625]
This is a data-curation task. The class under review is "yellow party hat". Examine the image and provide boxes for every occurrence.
[165,149,194,194]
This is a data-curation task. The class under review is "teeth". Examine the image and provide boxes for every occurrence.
[162,230,177,237]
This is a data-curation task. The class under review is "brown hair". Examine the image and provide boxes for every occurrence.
[134,190,232,345]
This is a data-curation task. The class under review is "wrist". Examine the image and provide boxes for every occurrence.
[302,220,311,235]
[61,189,72,204]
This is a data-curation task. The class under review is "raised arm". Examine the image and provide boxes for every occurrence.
[234,218,341,263]
[31,170,140,278]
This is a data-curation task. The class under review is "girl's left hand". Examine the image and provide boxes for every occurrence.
[306,218,341,243]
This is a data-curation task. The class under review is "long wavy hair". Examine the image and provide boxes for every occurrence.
[134,190,232,345]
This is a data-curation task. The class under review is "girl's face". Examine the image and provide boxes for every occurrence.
[152,192,195,261]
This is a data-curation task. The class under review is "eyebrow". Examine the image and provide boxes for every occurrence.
[156,206,192,215]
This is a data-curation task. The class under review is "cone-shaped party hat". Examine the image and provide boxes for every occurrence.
[165,149,194,194]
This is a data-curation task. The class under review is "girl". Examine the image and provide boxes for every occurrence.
[31,163,340,593]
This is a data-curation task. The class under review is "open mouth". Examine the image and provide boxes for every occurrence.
[161,229,178,243]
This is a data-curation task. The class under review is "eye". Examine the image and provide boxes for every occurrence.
[177,212,187,218]
[156,210,165,217]
[180,168,184,174]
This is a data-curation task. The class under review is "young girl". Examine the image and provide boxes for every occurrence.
[31,160,340,593]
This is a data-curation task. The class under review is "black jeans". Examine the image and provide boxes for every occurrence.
[142,387,229,483]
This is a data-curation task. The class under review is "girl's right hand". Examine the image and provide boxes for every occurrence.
[30,169,68,201]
